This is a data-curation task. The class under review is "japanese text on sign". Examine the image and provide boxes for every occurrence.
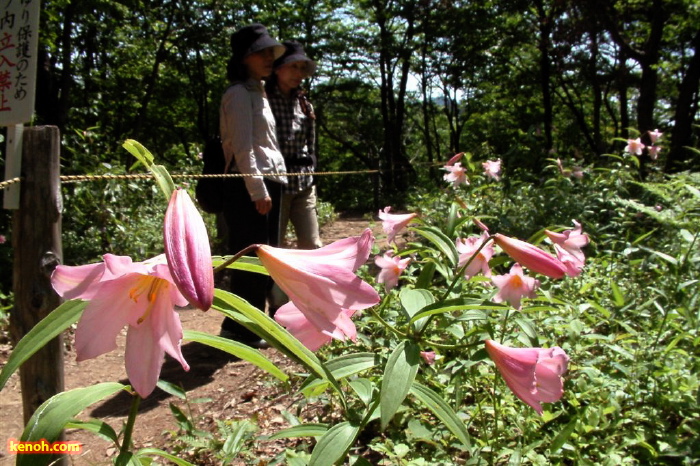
[0,0,40,125]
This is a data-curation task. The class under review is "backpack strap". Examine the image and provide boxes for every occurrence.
[297,90,315,120]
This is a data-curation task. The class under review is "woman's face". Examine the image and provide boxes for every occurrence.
[275,61,309,94]
[243,48,277,80]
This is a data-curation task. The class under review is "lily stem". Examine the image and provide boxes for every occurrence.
[368,296,406,339]
[417,235,495,339]
[117,393,141,463]
[214,245,259,274]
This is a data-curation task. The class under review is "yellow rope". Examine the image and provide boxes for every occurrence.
[0,169,381,189]
[0,177,21,190]
[0,157,453,191]
[58,169,380,184]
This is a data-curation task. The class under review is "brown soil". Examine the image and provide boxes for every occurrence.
[0,214,385,465]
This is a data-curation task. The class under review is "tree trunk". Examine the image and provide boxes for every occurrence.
[666,30,700,172]
[373,0,416,198]
[536,1,554,159]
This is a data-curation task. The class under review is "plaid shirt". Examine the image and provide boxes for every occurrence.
[267,87,316,194]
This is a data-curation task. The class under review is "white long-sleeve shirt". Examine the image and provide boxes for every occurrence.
[220,79,287,201]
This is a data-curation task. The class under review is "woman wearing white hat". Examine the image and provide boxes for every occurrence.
[266,41,322,250]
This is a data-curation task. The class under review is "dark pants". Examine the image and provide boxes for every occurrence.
[220,178,282,342]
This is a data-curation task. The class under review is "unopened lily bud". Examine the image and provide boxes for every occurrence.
[493,233,567,279]
[164,188,214,311]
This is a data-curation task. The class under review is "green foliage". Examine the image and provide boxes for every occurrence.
[259,153,698,464]
[166,401,259,465]
[1,135,699,465]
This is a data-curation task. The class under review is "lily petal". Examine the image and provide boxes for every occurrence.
[52,262,107,301]
[73,274,148,361]
[275,304,330,351]
[125,317,165,398]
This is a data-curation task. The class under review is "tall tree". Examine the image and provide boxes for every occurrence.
[363,0,419,196]
[666,29,700,171]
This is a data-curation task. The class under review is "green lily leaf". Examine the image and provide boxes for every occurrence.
[380,340,420,429]
[267,423,329,440]
[409,297,503,324]
[19,383,128,466]
[300,352,378,396]
[183,330,288,382]
[410,381,471,448]
[211,289,345,403]
[309,421,359,466]
[121,139,175,201]
[123,139,155,168]
[64,419,119,444]
[410,225,459,266]
[0,300,86,391]
[550,416,578,453]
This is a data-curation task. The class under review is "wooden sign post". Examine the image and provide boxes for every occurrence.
[2,0,41,209]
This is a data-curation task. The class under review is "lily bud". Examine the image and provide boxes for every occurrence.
[164,188,214,311]
[493,233,567,279]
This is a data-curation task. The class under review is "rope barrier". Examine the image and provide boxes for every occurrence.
[0,177,21,190]
[0,169,382,190]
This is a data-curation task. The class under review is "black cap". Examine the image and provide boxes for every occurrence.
[274,41,317,77]
[230,24,284,59]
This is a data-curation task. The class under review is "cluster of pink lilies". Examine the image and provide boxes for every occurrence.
[52,167,589,416]
[374,204,588,414]
[625,129,663,160]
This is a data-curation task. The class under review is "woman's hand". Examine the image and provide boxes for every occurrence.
[255,196,273,215]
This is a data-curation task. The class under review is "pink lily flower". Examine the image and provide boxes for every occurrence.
[374,251,411,292]
[256,229,380,349]
[485,339,569,415]
[491,263,540,309]
[544,220,589,277]
[493,233,567,279]
[51,254,190,398]
[557,158,584,179]
[555,158,569,177]
[443,162,469,187]
[551,245,583,277]
[482,159,502,181]
[455,234,494,278]
[378,206,418,244]
[420,351,436,365]
[624,138,645,156]
[649,129,663,144]
[164,188,214,311]
[648,145,661,160]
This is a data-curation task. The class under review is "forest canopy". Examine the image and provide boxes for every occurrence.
[8,0,700,209]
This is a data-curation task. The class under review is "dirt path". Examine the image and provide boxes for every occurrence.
[0,214,383,465]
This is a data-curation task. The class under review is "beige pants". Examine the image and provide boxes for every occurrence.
[280,185,323,250]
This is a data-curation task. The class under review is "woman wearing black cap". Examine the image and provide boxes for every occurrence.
[266,41,323,250]
[219,24,287,345]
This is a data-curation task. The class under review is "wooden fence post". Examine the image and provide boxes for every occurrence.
[9,126,65,451]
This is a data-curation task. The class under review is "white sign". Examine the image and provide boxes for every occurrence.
[0,0,40,125]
